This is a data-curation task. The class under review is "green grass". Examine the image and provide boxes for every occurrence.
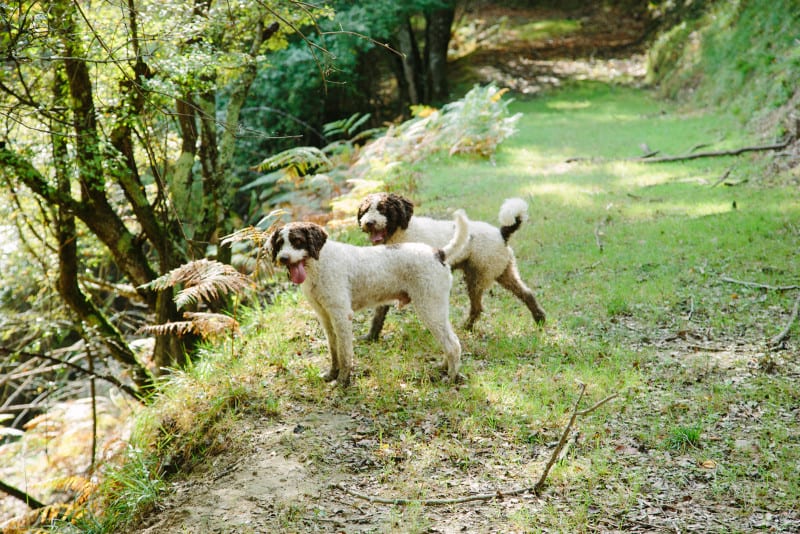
[76,82,799,532]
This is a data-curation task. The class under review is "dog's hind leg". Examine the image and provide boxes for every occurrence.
[496,258,546,325]
[462,265,490,330]
[364,305,390,341]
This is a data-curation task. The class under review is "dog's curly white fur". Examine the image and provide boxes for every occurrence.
[357,193,546,339]
[270,210,469,387]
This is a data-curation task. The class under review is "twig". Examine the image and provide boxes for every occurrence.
[0,479,45,509]
[769,292,800,348]
[720,276,800,292]
[639,139,791,163]
[594,217,609,253]
[709,168,732,188]
[566,138,792,165]
[0,347,142,401]
[336,384,618,506]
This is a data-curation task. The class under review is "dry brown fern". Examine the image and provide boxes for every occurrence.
[4,476,97,532]
[138,312,240,340]
[143,258,254,309]
[221,209,285,278]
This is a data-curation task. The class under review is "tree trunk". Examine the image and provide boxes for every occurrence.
[394,17,424,106]
[425,5,455,104]
[50,60,151,389]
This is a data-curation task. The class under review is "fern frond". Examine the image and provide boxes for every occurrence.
[140,259,253,308]
[174,266,253,309]
[138,313,239,339]
[221,208,285,247]
[254,146,333,176]
[48,475,96,495]
[139,321,196,337]
[183,312,240,339]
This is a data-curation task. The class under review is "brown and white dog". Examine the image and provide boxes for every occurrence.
[357,193,546,339]
[270,210,470,387]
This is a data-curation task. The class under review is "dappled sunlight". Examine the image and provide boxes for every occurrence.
[607,161,693,187]
[624,200,734,220]
[519,181,604,207]
[546,99,592,111]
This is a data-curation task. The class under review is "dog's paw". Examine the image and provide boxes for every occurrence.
[321,369,339,382]
[443,372,466,385]
[336,374,352,388]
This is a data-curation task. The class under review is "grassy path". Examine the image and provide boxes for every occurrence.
[139,83,800,534]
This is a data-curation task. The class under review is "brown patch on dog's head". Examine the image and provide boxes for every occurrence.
[381,193,414,232]
[270,222,328,262]
[359,192,414,240]
[288,222,327,260]
[269,228,285,264]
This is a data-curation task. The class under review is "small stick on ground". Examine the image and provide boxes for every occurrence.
[720,276,800,292]
[769,292,800,349]
[336,383,618,506]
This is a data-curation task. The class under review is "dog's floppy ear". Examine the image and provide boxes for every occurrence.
[356,196,371,224]
[269,227,284,263]
[305,224,327,260]
[291,222,327,260]
[385,193,414,230]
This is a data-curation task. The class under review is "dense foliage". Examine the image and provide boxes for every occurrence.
[648,0,800,134]
[0,1,327,391]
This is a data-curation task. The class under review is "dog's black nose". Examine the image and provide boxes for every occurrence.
[278,255,290,266]
[364,221,374,230]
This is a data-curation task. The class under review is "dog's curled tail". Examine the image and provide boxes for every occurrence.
[440,209,470,265]
[498,197,529,243]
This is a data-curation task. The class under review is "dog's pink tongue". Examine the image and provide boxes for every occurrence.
[288,262,306,284]
[370,231,385,244]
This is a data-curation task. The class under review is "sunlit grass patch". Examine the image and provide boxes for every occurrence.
[513,19,582,42]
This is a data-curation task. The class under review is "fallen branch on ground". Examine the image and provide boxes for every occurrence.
[769,292,800,349]
[0,479,45,509]
[720,276,800,292]
[565,138,792,164]
[638,139,791,163]
[336,383,618,506]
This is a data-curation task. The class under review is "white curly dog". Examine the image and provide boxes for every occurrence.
[270,210,469,387]
[357,193,546,340]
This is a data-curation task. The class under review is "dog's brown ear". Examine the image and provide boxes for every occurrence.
[387,193,414,230]
[356,196,371,224]
[269,228,284,262]
[302,223,328,260]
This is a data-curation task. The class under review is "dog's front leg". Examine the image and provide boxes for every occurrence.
[310,302,339,382]
[330,309,355,387]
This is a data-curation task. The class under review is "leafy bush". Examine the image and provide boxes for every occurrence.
[240,84,521,220]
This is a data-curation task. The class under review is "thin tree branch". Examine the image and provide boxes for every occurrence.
[0,479,45,510]
[720,276,799,292]
[0,348,143,401]
[566,138,793,164]
[638,139,792,163]
[769,292,800,349]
